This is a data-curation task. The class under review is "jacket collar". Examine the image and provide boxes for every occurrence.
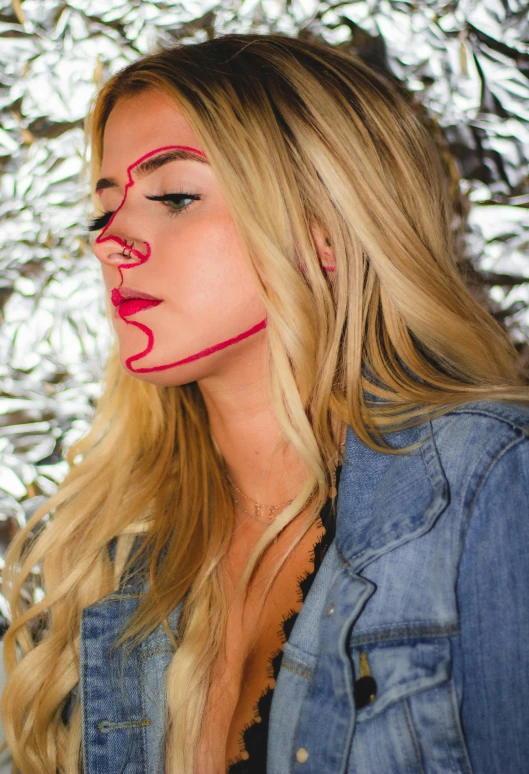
[336,412,450,572]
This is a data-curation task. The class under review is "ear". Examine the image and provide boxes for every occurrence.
[310,223,336,272]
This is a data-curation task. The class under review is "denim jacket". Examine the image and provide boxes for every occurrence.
[3,398,529,773]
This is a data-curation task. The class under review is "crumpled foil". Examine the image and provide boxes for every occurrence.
[0,0,528,631]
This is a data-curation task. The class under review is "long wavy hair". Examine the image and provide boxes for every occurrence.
[2,32,528,774]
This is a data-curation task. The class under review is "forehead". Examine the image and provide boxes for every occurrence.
[100,90,203,173]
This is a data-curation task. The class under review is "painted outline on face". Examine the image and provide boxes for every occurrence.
[95,145,269,373]
[95,145,335,374]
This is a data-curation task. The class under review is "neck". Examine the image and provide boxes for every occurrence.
[197,355,345,509]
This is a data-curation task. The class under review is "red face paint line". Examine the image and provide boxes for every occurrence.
[96,145,268,373]
[125,318,268,373]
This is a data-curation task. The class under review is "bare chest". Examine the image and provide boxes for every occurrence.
[193,516,325,774]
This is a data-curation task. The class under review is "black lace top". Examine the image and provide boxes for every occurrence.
[226,463,342,773]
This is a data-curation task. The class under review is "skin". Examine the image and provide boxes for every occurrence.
[91,88,339,532]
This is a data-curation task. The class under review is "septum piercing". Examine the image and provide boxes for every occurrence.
[121,240,134,257]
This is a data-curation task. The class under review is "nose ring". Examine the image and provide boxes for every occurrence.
[121,240,134,258]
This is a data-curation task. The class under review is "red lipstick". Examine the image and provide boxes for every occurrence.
[111,286,162,318]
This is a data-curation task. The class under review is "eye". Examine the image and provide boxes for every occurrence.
[88,211,114,232]
[145,192,201,215]
[86,192,200,232]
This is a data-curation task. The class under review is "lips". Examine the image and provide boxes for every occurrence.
[111,286,162,317]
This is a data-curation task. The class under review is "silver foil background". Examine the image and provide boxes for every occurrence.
[0,0,528,630]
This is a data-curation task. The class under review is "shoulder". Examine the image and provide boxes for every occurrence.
[440,399,529,554]
[427,399,529,598]
[428,399,529,523]
[429,398,529,456]
[449,404,529,770]
[338,398,529,566]
[359,397,529,516]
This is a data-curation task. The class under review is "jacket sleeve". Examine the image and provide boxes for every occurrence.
[456,432,529,772]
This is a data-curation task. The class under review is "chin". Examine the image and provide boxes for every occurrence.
[117,350,210,388]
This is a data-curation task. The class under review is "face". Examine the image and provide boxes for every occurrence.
[90,90,269,387]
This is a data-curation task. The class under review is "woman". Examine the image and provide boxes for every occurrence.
[1,32,529,774]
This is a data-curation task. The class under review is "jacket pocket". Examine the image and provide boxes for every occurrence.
[346,635,473,774]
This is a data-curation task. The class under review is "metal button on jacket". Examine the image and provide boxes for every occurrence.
[296,747,309,763]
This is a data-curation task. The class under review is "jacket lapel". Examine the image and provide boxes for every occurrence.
[336,415,450,572]
[268,415,451,773]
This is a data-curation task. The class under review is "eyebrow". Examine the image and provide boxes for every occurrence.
[95,148,209,193]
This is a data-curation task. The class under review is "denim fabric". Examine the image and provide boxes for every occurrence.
[80,585,182,774]
[2,398,529,773]
[267,399,529,774]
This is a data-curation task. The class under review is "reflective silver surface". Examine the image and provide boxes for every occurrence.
[1,0,528,628]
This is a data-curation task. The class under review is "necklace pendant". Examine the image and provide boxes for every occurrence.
[254,504,263,519]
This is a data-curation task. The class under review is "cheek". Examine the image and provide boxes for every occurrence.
[156,220,254,307]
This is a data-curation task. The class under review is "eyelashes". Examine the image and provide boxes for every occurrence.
[88,212,112,232]
[145,193,201,210]
[87,192,202,232]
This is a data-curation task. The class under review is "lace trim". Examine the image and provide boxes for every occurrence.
[225,465,342,773]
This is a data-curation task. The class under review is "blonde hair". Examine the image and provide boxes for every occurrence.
[2,32,528,773]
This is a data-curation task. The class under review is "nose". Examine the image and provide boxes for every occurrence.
[91,230,147,268]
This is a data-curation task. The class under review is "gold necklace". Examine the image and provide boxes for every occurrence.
[226,439,346,525]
